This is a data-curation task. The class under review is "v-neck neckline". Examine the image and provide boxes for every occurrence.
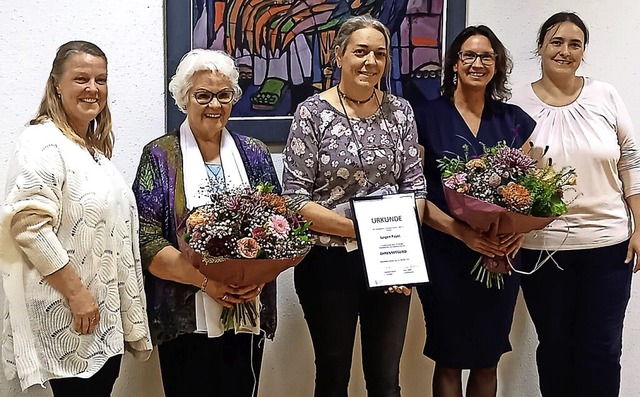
[453,102,485,138]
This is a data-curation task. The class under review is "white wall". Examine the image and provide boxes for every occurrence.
[0,1,639,396]
[0,1,166,396]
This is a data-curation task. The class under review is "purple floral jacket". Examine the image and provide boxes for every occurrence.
[132,129,279,344]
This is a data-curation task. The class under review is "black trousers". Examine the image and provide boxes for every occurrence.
[48,354,122,397]
[521,240,632,397]
[295,246,411,397]
[158,331,264,397]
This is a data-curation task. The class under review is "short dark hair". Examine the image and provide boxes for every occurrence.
[537,12,589,49]
[441,25,513,102]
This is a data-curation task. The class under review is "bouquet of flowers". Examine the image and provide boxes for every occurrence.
[438,142,576,288]
[179,182,312,330]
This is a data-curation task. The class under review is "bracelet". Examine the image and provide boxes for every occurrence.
[200,277,208,292]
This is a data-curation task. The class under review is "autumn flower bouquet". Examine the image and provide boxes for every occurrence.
[438,142,576,288]
[180,182,312,330]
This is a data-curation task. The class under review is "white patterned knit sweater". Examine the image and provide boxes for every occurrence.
[0,121,152,391]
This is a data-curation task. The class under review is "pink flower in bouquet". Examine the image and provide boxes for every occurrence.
[252,226,267,241]
[237,237,261,258]
[269,215,291,238]
[444,173,468,190]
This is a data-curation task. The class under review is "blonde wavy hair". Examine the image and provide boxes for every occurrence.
[30,40,114,158]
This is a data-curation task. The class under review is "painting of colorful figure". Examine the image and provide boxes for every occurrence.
[192,0,443,117]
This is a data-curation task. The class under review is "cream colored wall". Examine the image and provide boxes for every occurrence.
[1,1,639,396]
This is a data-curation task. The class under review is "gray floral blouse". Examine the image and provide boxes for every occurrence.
[282,92,427,247]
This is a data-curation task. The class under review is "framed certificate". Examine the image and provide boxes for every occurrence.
[350,193,430,289]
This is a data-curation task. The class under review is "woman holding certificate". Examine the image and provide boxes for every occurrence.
[281,15,426,397]
[415,26,535,397]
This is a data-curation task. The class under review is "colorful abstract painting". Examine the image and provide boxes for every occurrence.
[191,0,444,118]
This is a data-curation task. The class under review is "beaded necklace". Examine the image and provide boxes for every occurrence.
[337,85,375,104]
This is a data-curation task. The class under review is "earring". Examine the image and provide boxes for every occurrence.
[453,72,458,85]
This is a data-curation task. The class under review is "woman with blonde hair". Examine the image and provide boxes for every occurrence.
[0,40,151,396]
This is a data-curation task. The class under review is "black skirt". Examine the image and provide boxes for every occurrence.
[417,226,520,368]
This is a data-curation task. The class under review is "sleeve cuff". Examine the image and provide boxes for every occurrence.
[11,214,69,276]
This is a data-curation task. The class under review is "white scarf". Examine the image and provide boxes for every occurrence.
[179,120,260,336]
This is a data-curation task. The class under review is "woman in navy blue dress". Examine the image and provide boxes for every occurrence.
[414,26,536,397]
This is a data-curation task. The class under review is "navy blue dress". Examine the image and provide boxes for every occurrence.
[415,96,536,368]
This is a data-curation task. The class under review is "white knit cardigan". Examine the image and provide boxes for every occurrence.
[0,122,152,391]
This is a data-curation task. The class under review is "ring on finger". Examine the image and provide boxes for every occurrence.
[221,294,228,301]
[89,317,96,324]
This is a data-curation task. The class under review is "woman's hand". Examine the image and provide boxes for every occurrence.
[43,264,100,334]
[67,287,100,334]
[625,231,640,272]
[384,285,411,296]
[236,284,264,301]
[455,223,505,257]
[203,281,261,308]
[500,233,525,258]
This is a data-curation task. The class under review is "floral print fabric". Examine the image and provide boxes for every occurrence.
[282,93,426,247]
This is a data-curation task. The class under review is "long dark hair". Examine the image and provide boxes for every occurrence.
[442,25,513,102]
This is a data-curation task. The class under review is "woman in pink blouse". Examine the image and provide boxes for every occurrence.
[511,12,640,397]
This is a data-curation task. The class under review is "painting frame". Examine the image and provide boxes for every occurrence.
[165,0,467,143]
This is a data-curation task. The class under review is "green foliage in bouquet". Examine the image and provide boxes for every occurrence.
[438,141,577,289]
[437,141,576,217]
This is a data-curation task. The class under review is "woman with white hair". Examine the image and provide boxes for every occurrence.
[132,49,279,397]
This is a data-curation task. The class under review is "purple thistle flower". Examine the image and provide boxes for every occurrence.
[225,196,242,211]
[494,147,535,176]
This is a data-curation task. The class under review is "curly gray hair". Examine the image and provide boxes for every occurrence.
[168,49,242,112]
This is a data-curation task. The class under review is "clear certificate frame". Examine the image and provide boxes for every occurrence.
[350,193,430,289]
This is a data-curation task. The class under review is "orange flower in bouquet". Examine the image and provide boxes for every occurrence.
[438,142,576,288]
[179,182,312,329]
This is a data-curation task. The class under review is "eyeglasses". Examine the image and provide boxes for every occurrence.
[193,89,235,105]
[458,51,497,66]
